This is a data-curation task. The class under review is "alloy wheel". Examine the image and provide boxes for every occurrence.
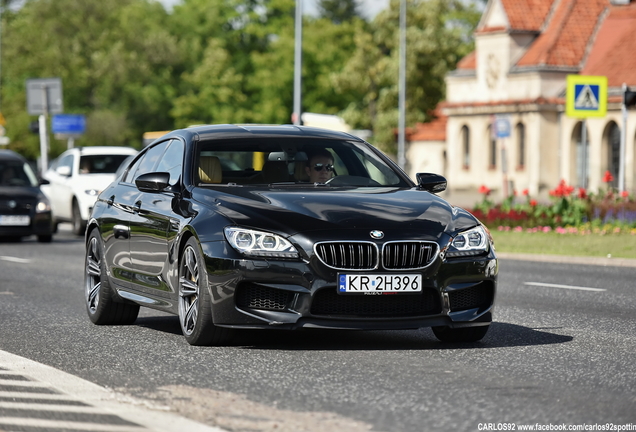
[85,236,102,313]
[179,245,200,336]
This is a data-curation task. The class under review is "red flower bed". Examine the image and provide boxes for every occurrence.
[470,180,636,229]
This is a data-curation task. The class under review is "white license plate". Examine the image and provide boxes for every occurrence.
[0,215,30,226]
[338,274,422,294]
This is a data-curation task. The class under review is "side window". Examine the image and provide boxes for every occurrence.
[58,154,74,174]
[59,155,73,168]
[155,140,184,185]
[350,147,400,185]
[123,156,143,184]
[126,141,169,183]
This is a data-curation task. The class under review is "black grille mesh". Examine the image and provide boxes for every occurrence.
[235,284,294,311]
[448,283,494,312]
[310,288,441,317]
[315,242,378,270]
[382,242,436,269]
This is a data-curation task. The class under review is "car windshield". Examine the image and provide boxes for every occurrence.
[80,154,132,174]
[0,160,39,187]
[195,138,409,187]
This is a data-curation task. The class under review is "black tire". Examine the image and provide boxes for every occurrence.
[432,325,490,343]
[37,234,53,243]
[72,200,86,236]
[85,228,139,325]
[178,237,232,346]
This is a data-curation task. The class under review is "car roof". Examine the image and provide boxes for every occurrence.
[65,146,138,156]
[0,149,27,162]
[164,124,366,142]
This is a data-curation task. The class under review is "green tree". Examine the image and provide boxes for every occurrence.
[2,0,179,159]
[168,0,295,126]
[317,0,361,24]
[248,4,365,124]
[334,0,480,154]
[0,0,479,164]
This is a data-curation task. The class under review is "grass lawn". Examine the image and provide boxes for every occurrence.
[489,230,636,259]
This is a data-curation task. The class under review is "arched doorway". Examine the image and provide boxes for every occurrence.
[602,122,620,188]
[461,125,470,169]
[571,122,589,187]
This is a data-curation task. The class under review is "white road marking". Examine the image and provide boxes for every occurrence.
[0,391,80,400]
[0,418,148,432]
[524,282,606,292]
[0,401,107,413]
[0,349,226,432]
[0,255,31,263]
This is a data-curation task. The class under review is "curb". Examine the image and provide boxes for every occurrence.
[496,252,636,268]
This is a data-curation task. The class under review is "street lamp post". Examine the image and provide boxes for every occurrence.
[293,0,302,126]
[397,0,406,169]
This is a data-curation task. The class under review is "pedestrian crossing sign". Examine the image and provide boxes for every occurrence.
[566,75,607,118]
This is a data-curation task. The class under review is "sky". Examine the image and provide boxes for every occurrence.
[156,0,390,20]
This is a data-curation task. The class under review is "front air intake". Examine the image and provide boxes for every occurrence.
[235,283,294,311]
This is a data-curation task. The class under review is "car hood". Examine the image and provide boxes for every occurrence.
[0,186,41,201]
[74,174,117,192]
[193,186,479,241]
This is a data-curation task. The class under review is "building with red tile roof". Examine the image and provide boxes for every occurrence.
[408,0,636,204]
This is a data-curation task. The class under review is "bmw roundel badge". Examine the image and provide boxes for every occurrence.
[370,230,384,239]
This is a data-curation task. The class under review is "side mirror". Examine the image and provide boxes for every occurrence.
[416,173,447,193]
[135,172,171,193]
[56,165,71,177]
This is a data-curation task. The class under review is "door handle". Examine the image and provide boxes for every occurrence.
[134,200,142,213]
[113,224,130,239]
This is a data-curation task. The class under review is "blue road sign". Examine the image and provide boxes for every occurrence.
[51,114,86,135]
[494,116,511,138]
[574,84,600,111]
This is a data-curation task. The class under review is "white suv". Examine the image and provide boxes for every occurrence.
[42,146,137,235]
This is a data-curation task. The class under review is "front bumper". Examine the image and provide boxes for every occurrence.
[200,241,498,331]
[0,212,53,238]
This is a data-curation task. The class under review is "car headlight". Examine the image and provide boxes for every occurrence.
[446,225,491,258]
[224,227,299,259]
[85,189,100,196]
[36,198,51,213]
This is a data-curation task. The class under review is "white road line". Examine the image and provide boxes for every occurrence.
[0,418,148,432]
[0,401,106,412]
[524,282,606,292]
[0,391,80,401]
[0,349,226,432]
[0,255,31,263]
[0,379,53,387]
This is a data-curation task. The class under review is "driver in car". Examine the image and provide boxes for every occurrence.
[305,149,335,183]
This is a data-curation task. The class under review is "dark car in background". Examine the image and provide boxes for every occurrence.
[85,125,497,345]
[0,150,53,242]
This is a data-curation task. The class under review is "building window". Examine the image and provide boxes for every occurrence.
[461,125,470,169]
[516,123,525,170]
[488,125,497,169]
[607,123,620,188]
[572,122,589,188]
